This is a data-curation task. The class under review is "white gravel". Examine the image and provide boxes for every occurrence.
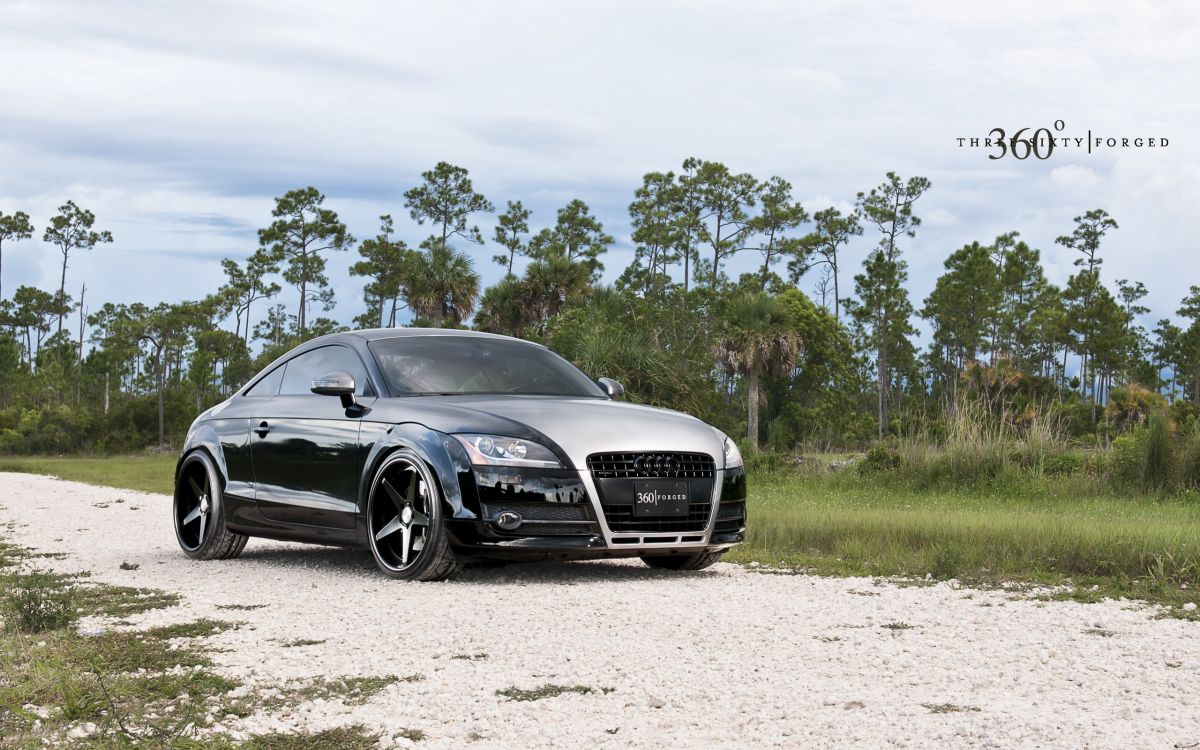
[2,472,1199,749]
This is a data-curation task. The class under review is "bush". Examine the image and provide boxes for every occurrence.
[860,444,902,473]
[1038,450,1085,476]
[1143,412,1173,491]
[2,572,77,633]
[1109,428,1147,487]
[1180,425,1200,491]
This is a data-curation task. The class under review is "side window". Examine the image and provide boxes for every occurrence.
[278,346,370,396]
[244,365,284,397]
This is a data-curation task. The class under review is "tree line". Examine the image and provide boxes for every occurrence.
[1,160,1198,454]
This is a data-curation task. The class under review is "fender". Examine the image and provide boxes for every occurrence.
[176,422,230,492]
[358,422,479,522]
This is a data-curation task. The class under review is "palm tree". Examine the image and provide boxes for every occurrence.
[474,275,529,337]
[406,240,480,327]
[521,255,591,337]
[713,292,802,450]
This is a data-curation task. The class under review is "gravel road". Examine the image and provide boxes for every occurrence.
[1,472,1198,749]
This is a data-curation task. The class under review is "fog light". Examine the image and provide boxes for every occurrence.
[495,511,523,531]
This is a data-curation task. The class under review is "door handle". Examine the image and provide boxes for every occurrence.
[254,421,271,438]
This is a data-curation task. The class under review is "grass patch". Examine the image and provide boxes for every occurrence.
[2,571,77,633]
[881,621,914,630]
[729,469,1200,611]
[280,637,326,648]
[216,603,268,611]
[450,652,488,661]
[0,454,176,495]
[235,725,384,750]
[496,684,612,702]
[77,582,182,618]
[922,702,980,714]
[263,675,411,709]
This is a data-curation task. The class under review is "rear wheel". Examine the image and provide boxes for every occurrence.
[174,451,248,560]
[640,551,725,571]
[366,450,461,581]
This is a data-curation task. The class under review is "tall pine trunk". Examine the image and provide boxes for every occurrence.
[747,367,760,450]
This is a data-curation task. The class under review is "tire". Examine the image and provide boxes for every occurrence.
[174,450,248,561]
[366,449,461,581]
[640,551,725,571]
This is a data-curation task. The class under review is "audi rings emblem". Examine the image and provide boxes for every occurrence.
[634,454,677,476]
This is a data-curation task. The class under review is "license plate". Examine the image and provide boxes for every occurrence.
[632,481,690,516]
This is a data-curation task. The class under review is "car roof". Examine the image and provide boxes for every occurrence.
[309,327,544,346]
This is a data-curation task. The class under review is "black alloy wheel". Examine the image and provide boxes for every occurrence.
[367,449,460,581]
[174,451,248,560]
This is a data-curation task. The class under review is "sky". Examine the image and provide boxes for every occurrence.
[1,0,1197,340]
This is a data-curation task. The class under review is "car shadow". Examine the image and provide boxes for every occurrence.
[231,543,728,584]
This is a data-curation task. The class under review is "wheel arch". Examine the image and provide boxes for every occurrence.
[175,425,229,495]
[358,423,475,522]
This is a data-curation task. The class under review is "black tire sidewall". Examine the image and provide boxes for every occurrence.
[366,449,450,580]
[174,451,224,559]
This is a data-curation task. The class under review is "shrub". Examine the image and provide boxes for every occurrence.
[1038,450,1084,476]
[860,444,901,473]
[2,572,77,633]
[1143,412,1173,491]
[1180,425,1200,491]
[1109,428,1147,487]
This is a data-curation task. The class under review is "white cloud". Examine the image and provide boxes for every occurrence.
[0,0,1196,324]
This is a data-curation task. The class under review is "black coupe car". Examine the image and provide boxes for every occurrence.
[173,329,746,580]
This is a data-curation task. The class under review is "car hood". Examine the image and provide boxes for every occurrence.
[374,395,726,471]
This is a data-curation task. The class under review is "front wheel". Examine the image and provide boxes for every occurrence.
[366,450,461,581]
[640,551,725,571]
[174,451,248,560]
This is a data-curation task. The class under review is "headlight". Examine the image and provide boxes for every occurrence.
[452,434,563,468]
[723,436,744,469]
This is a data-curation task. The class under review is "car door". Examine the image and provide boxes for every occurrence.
[221,364,286,502]
[249,344,376,529]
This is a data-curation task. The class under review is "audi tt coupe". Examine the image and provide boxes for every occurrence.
[172,329,747,580]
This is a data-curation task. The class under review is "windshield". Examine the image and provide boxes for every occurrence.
[367,336,607,398]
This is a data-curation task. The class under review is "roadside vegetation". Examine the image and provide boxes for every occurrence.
[729,400,1200,616]
[0,539,415,748]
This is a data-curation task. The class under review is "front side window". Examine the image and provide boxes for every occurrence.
[278,345,370,396]
[244,365,284,397]
[368,336,606,398]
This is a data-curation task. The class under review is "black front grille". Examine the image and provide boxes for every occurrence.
[598,499,712,532]
[479,501,597,536]
[714,500,746,533]
[587,452,715,479]
[588,452,716,533]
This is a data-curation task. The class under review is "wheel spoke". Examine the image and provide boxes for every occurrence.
[381,477,407,516]
[405,471,418,504]
[198,511,207,543]
[374,515,402,541]
[183,506,202,525]
[400,524,412,566]
[409,509,430,527]
[187,475,203,498]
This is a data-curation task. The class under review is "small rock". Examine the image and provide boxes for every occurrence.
[1183,602,1197,612]
[647,696,665,709]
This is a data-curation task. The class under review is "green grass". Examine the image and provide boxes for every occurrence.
[496,684,613,701]
[730,469,1200,612]
[0,454,176,495]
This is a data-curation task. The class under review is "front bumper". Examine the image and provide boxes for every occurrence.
[447,463,746,559]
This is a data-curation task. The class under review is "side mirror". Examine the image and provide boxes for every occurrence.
[597,377,624,401]
[311,370,356,408]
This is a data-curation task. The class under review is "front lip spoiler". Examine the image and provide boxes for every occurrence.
[452,532,740,553]
[467,534,608,550]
